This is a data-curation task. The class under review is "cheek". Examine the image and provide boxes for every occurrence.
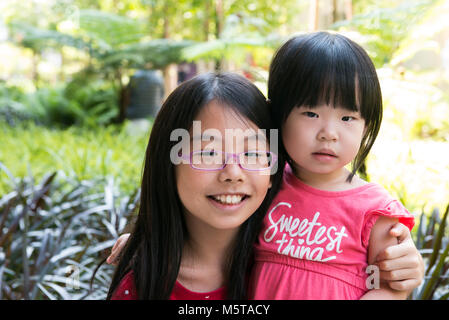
[251,174,272,200]
[343,127,365,157]
[175,166,206,203]
[282,124,309,161]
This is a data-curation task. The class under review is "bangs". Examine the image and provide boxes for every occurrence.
[298,58,360,113]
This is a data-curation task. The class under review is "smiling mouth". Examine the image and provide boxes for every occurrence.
[207,194,249,205]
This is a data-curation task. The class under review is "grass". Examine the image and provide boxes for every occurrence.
[0,120,150,197]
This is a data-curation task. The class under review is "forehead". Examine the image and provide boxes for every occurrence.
[192,100,260,133]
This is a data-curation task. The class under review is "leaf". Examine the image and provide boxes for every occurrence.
[30,172,57,211]
[420,236,449,299]
[35,230,52,269]
[72,204,110,221]
[42,275,90,290]
[427,204,449,275]
[101,219,118,239]
[42,281,72,300]
[50,246,84,264]
[416,210,426,249]
[85,240,116,255]
[36,283,57,300]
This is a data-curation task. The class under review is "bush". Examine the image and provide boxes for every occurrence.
[412,204,449,300]
[0,79,120,128]
[0,166,139,300]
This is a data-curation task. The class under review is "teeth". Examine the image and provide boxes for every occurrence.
[212,194,244,205]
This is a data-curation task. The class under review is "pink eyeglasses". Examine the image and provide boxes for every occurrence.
[180,150,277,171]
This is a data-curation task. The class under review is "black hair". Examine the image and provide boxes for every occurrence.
[268,31,382,182]
[106,72,283,300]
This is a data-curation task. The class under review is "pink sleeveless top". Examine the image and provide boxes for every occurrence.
[249,164,415,300]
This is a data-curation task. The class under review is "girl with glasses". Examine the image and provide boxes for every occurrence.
[107,72,282,299]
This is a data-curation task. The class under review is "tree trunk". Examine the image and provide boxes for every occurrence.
[31,50,40,89]
[309,0,319,31]
[116,68,128,123]
[332,0,338,24]
[344,0,353,20]
[214,0,224,71]
[162,1,178,99]
[204,0,210,41]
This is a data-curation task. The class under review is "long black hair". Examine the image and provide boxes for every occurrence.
[106,72,283,299]
[268,31,382,182]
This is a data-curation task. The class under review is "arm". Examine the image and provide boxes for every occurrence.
[360,216,409,300]
[106,233,131,265]
[376,223,424,293]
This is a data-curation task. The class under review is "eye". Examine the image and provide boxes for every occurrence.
[244,151,260,158]
[244,151,269,158]
[303,111,318,118]
[342,116,356,122]
[201,150,218,156]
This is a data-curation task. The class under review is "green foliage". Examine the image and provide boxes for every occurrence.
[182,13,282,64]
[413,204,449,299]
[8,21,92,53]
[0,121,147,299]
[0,166,139,299]
[0,82,34,125]
[7,9,195,127]
[77,9,148,49]
[334,0,439,67]
[0,121,149,196]
[103,39,195,70]
[0,82,119,128]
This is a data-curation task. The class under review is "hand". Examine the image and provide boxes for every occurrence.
[106,233,131,266]
[376,222,424,292]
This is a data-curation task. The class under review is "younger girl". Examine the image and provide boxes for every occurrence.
[107,72,282,299]
[249,31,416,299]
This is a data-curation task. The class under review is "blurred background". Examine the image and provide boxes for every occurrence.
[0,0,448,300]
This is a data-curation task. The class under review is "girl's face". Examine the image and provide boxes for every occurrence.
[175,101,272,233]
[282,104,366,183]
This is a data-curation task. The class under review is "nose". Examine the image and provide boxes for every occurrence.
[317,121,338,142]
[218,154,245,183]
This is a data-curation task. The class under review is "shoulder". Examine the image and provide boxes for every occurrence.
[110,271,138,300]
[361,183,415,230]
[367,215,400,264]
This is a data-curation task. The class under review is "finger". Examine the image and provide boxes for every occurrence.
[388,279,421,292]
[106,254,115,265]
[388,222,411,242]
[379,268,420,282]
[106,248,120,265]
[376,254,420,272]
[376,239,414,262]
[106,237,126,264]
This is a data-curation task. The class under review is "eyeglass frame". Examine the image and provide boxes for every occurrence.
[179,150,278,171]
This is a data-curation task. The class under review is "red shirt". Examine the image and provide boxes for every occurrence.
[110,271,226,300]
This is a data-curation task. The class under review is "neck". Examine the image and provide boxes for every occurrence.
[292,164,355,191]
[183,224,237,268]
[179,213,239,291]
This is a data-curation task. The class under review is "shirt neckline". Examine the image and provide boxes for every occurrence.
[174,280,226,298]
